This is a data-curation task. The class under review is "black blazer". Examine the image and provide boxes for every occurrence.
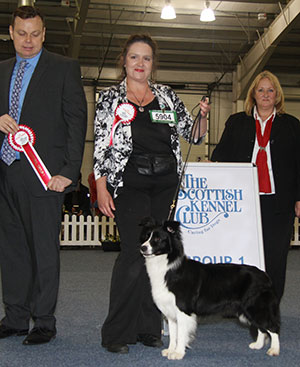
[211,111,300,213]
[0,49,87,196]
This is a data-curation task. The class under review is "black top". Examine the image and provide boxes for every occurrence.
[129,98,173,156]
[211,111,300,212]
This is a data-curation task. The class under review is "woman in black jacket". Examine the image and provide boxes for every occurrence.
[211,70,300,302]
[94,34,210,354]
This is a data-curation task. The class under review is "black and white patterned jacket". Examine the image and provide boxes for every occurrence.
[94,78,204,195]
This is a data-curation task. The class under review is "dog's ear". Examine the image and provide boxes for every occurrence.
[139,216,156,228]
[164,220,180,234]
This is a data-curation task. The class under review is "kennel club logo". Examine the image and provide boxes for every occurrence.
[176,173,243,233]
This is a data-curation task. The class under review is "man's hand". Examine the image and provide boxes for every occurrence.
[0,114,19,135]
[47,175,72,192]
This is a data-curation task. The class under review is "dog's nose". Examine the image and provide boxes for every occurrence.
[141,245,147,253]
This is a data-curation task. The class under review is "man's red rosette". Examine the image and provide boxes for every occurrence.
[8,125,35,151]
[8,125,52,190]
[109,103,137,146]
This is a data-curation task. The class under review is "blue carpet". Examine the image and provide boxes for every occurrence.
[0,248,299,367]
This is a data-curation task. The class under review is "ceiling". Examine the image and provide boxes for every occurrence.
[0,0,300,88]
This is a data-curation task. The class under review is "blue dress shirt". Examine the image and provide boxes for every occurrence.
[7,49,42,159]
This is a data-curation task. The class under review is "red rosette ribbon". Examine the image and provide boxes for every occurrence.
[8,125,52,190]
[109,103,137,146]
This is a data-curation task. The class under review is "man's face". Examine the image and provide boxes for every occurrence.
[9,16,45,59]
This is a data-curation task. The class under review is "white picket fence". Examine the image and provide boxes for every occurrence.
[60,215,300,247]
[291,216,300,246]
[60,214,118,246]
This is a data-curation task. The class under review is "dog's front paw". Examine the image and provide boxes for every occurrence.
[266,347,280,356]
[162,348,171,357]
[167,351,185,360]
[161,348,185,360]
[249,341,264,350]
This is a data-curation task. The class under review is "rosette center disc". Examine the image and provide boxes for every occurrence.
[15,131,29,146]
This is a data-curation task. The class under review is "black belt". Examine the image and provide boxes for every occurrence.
[129,153,176,176]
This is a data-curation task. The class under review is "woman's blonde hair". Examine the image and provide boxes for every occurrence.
[244,70,285,116]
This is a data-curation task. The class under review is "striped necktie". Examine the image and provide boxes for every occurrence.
[0,60,27,165]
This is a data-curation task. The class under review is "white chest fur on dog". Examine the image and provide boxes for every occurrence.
[143,239,198,360]
[145,254,177,319]
[140,219,280,360]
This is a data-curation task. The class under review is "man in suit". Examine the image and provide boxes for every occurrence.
[0,6,87,345]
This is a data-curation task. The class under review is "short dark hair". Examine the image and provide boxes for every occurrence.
[118,34,158,81]
[11,6,45,28]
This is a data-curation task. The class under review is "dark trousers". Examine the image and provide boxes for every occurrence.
[0,161,64,330]
[101,167,178,345]
[260,195,295,301]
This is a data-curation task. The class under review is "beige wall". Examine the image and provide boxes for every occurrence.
[284,87,300,120]
[81,86,95,187]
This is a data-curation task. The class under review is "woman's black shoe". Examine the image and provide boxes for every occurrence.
[137,334,163,347]
[103,343,129,354]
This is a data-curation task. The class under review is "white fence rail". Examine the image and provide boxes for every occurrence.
[60,214,118,247]
[60,215,300,247]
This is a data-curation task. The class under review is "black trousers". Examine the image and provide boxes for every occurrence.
[0,161,64,330]
[101,167,178,345]
[260,195,295,301]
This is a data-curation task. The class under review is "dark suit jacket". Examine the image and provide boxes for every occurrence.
[0,48,87,196]
[211,111,300,213]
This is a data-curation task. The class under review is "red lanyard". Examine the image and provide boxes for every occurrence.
[255,114,274,193]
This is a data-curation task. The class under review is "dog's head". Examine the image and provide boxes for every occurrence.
[140,217,184,262]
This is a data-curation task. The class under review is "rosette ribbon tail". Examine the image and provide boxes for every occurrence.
[22,142,52,190]
[8,125,52,190]
[109,103,137,146]
[109,115,121,146]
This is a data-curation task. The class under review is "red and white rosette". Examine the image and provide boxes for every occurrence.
[8,125,52,191]
[109,103,137,146]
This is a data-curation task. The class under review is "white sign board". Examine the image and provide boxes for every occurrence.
[175,162,265,270]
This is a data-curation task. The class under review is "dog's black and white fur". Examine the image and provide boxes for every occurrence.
[140,218,280,360]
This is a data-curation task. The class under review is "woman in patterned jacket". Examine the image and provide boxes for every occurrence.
[94,34,210,354]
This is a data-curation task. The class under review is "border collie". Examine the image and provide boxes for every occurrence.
[140,218,280,360]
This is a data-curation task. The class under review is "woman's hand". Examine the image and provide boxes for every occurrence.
[199,97,211,118]
[192,97,211,140]
[96,176,116,218]
[295,201,300,218]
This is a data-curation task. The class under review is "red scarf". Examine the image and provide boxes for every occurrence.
[255,114,274,193]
